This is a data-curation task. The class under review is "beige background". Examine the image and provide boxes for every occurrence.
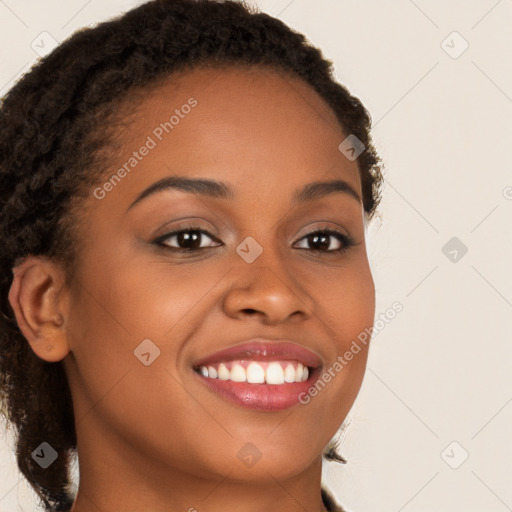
[1,0,511,510]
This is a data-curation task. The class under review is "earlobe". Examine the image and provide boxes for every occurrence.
[7,255,70,363]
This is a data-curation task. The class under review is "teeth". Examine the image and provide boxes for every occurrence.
[197,360,311,384]
[247,362,265,383]
[230,363,247,382]
[218,363,230,380]
[284,363,296,383]
[295,363,304,382]
[266,362,285,385]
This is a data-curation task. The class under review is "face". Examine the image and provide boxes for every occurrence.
[62,66,375,485]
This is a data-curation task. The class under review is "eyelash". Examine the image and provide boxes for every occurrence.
[153,225,355,254]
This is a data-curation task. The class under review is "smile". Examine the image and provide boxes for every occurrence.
[192,339,322,411]
[196,360,309,384]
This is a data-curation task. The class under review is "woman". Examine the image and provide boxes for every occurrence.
[0,1,383,510]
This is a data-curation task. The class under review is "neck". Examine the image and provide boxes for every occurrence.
[70,466,329,512]
[69,417,329,512]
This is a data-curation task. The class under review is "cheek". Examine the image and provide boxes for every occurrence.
[301,259,375,416]
[68,254,216,341]
[313,257,375,351]
[64,256,232,473]
[65,252,230,395]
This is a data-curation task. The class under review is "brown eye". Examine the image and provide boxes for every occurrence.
[294,229,354,253]
[155,227,222,251]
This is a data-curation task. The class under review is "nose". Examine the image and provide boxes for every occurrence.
[222,248,315,325]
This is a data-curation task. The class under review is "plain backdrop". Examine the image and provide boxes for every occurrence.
[1,1,512,511]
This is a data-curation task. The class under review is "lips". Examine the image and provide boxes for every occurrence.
[192,339,323,411]
[193,339,323,369]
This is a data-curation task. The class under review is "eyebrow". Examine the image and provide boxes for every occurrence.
[127,175,361,211]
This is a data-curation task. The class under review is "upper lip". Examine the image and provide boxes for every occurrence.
[192,339,323,369]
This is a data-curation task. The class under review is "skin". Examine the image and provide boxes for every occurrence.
[8,66,375,512]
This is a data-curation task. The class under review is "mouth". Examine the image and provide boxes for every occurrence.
[192,340,322,411]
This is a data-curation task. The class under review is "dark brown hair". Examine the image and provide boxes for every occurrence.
[0,1,383,510]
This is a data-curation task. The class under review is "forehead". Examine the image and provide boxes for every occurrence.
[108,65,361,204]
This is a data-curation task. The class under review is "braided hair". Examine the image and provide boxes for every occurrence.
[0,1,383,510]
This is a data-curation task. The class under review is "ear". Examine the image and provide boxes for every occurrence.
[8,255,70,363]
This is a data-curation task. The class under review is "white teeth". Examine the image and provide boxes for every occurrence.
[247,362,265,383]
[266,362,285,385]
[218,363,230,380]
[295,363,304,382]
[230,363,247,382]
[284,363,296,383]
[197,360,311,384]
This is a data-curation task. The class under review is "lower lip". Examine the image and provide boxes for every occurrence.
[194,368,319,411]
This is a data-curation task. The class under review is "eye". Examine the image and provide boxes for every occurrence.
[293,228,355,253]
[154,225,222,252]
[153,225,355,254]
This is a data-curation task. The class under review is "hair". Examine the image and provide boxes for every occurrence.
[0,1,383,510]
